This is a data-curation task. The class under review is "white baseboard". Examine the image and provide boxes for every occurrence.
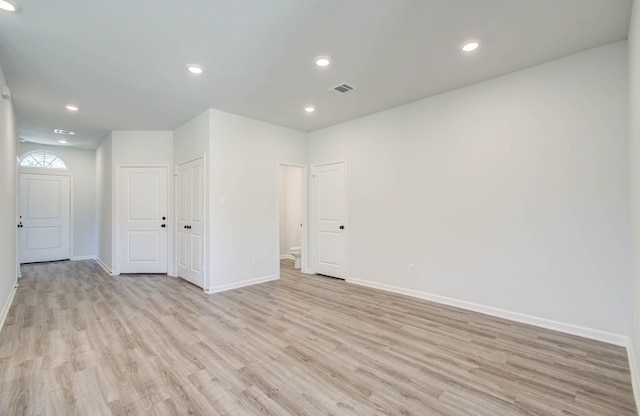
[280,254,294,260]
[206,274,279,294]
[627,340,640,414]
[95,258,112,275]
[347,276,628,347]
[0,280,18,334]
[71,255,96,261]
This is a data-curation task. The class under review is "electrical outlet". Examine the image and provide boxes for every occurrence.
[251,257,258,266]
[408,264,415,274]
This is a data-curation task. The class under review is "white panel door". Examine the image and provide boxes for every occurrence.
[19,174,70,263]
[119,167,168,273]
[177,158,205,288]
[313,162,346,278]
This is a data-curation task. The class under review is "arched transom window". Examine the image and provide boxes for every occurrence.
[20,150,68,170]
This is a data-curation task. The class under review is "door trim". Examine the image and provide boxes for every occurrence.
[114,164,171,275]
[310,161,347,278]
[18,168,74,262]
[276,163,309,277]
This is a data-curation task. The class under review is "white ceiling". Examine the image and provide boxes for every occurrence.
[0,0,633,150]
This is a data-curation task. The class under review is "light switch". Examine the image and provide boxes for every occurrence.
[1,85,10,100]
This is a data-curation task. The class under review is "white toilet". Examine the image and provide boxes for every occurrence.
[290,246,301,269]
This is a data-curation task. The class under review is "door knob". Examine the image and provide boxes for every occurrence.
[162,216,166,220]
[161,224,166,228]
[339,225,344,229]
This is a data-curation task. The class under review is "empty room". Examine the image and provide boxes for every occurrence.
[1,0,640,414]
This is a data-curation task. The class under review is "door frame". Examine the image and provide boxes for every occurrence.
[174,154,208,290]
[114,164,172,276]
[276,162,309,276]
[18,167,74,263]
[310,161,348,278]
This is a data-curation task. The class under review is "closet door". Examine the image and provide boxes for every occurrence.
[118,167,168,274]
[177,157,205,288]
[177,163,191,280]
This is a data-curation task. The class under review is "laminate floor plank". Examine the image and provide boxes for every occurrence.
[0,259,635,415]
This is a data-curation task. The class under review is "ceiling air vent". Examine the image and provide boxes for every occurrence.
[53,129,75,135]
[328,83,357,96]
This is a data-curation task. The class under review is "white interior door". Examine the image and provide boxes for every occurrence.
[19,173,71,263]
[177,163,190,279]
[313,162,346,278]
[177,158,205,288]
[119,167,168,274]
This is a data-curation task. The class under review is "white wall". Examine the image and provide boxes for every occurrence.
[208,109,306,291]
[174,109,210,165]
[309,41,631,338]
[0,64,18,328]
[112,130,173,166]
[96,133,113,270]
[19,143,97,259]
[628,0,640,402]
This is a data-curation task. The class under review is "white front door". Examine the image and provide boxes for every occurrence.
[177,158,206,288]
[312,162,346,278]
[118,167,168,274]
[19,173,71,263]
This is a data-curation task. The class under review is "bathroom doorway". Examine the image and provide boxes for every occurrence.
[277,164,307,275]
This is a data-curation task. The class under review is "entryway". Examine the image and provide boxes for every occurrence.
[278,164,307,276]
[19,173,71,263]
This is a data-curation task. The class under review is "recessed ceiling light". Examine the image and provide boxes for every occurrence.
[54,129,75,135]
[315,56,332,67]
[57,139,67,144]
[305,106,315,113]
[461,41,480,52]
[0,0,18,12]
[65,104,79,111]
[187,64,204,74]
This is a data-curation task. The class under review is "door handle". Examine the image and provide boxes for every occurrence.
[161,224,166,228]
[339,225,344,230]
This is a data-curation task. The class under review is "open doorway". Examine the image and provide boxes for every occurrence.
[278,164,306,275]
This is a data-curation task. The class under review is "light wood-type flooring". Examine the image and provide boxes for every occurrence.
[0,259,636,415]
